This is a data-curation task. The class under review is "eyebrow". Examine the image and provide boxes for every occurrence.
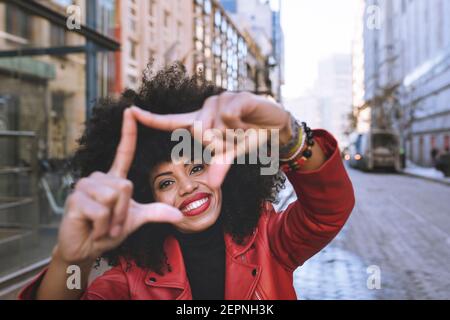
[152,164,192,183]
[153,171,172,183]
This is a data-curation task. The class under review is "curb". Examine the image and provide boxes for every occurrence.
[401,171,450,187]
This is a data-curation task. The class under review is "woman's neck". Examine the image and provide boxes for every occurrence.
[174,216,224,248]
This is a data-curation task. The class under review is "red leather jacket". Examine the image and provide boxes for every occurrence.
[19,130,355,300]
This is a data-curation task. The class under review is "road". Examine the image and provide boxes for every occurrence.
[292,167,450,300]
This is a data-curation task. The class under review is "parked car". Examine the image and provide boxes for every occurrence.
[436,152,450,177]
[348,130,401,172]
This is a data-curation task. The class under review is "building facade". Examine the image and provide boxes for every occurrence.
[115,0,273,98]
[220,0,284,101]
[316,54,353,147]
[286,54,353,148]
[360,0,450,166]
[115,0,194,92]
[0,0,119,296]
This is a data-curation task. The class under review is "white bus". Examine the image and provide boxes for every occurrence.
[348,130,401,172]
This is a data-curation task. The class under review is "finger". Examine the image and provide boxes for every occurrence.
[220,109,249,130]
[208,162,232,188]
[196,96,218,132]
[89,172,133,237]
[72,191,112,241]
[131,106,198,132]
[109,109,137,178]
[108,179,132,237]
[207,139,235,188]
[76,177,117,204]
[127,201,183,232]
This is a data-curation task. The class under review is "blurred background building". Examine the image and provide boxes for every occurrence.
[284,54,352,147]
[220,0,284,100]
[355,0,450,167]
[115,0,194,92]
[115,0,284,98]
[0,0,118,298]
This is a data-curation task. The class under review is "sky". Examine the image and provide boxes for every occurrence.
[280,0,359,99]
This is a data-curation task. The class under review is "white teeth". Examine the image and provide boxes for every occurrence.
[181,197,209,213]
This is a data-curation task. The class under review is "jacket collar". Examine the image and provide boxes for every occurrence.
[143,229,260,293]
[224,228,258,258]
[144,236,186,289]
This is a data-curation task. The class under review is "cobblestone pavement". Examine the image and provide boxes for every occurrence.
[290,167,450,300]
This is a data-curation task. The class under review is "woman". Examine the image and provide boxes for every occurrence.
[20,63,355,300]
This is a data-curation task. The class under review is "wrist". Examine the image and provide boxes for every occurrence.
[52,245,96,269]
[279,111,294,147]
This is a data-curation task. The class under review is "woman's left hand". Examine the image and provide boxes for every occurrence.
[131,91,293,186]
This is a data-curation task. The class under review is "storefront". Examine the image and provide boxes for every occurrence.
[0,0,119,297]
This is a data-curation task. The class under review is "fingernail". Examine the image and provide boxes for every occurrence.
[110,225,122,237]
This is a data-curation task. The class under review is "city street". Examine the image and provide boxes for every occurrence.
[293,167,450,300]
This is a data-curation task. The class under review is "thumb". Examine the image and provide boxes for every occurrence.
[128,201,183,232]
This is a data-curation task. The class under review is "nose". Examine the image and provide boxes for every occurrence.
[178,175,199,196]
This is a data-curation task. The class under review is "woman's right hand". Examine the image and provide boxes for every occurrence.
[56,109,183,265]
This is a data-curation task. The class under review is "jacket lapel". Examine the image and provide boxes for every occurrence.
[144,236,191,299]
[142,231,261,300]
[224,230,261,300]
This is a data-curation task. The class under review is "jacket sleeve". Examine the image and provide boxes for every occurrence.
[18,265,130,300]
[80,266,130,300]
[266,129,355,271]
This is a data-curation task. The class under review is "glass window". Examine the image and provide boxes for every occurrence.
[204,0,212,14]
[0,1,118,289]
[164,10,170,28]
[129,39,137,60]
[149,0,155,16]
[50,24,66,47]
[130,18,136,31]
[6,4,30,40]
[215,11,222,27]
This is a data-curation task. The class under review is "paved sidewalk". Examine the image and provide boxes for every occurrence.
[403,161,450,186]
[293,227,377,300]
[292,167,450,300]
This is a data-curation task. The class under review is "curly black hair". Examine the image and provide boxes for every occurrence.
[71,62,285,274]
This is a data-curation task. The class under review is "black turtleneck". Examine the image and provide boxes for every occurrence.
[174,217,225,300]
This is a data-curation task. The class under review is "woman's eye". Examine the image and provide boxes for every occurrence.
[190,164,205,175]
[159,180,173,190]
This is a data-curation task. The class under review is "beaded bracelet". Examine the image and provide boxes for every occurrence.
[280,122,314,173]
[279,112,302,159]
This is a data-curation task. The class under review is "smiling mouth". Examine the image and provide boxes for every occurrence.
[180,194,212,217]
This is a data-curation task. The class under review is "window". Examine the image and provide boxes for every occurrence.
[149,49,156,63]
[6,4,30,39]
[204,0,212,14]
[0,0,119,289]
[177,21,183,41]
[430,135,436,148]
[129,39,137,60]
[50,24,66,47]
[164,10,170,28]
[149,0,155,16]
[149,21,155,41]
[128,74,138,86]
[130,18,136,31]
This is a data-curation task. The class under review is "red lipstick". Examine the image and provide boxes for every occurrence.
[179,192,212,217]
